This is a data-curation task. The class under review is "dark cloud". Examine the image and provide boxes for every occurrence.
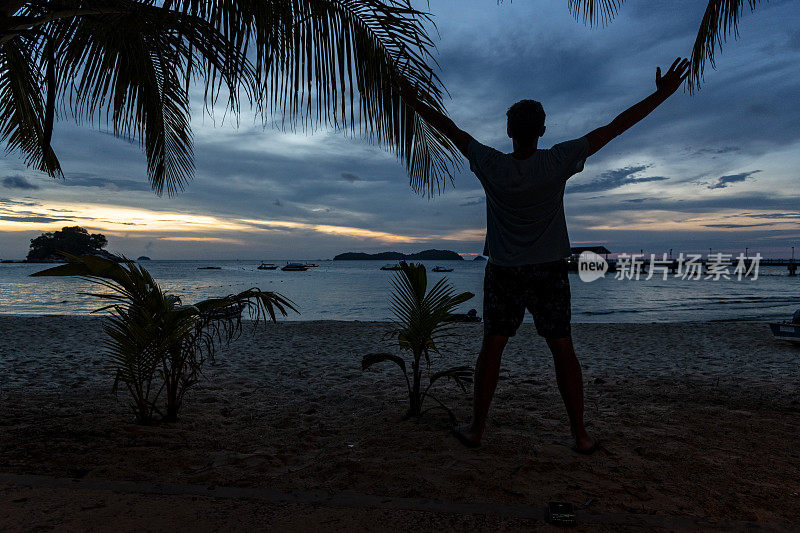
[459,196,484,207]
[568,165,668,193]
[621,197,661,203]
[707,170,761,189]
[0,197,39,207]
[702,223,777,228]
[691,146,741,156]
[740,212,800,219]
[0,215,68,223]
[2,176,39,190]
[340,172,361,183]
[59,175,150,191]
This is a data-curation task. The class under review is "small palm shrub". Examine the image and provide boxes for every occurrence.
[33,255,296,424]
[362,262,474,419]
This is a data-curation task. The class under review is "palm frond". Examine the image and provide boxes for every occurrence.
[562,0,765,92]
[566,0,622,26]
[2,0,458,196]
[428,365,473,393]
[54,0,248,195]
[688,0,760,92]
[238,0,459,195]
[0,33,61,176]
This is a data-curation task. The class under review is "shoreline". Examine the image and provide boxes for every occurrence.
[0,313,786,324]
[1,316,799,527]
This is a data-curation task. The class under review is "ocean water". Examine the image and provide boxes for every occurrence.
[1,260,798,322]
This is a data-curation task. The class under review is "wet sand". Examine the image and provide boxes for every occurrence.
[1,316,798,530]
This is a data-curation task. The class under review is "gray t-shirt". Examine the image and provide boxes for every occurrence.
[467,137,589,266]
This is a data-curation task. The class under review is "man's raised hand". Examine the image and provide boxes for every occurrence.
[656,57,690,97]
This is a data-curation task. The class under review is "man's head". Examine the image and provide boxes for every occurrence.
[506,100,546,146]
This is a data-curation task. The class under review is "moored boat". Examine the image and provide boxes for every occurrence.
[380,263,402,271]
[282,262,309,271]
[257,262,278,270]
[432,265,454,272]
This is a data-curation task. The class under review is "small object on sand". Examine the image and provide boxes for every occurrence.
[547,502,576,526]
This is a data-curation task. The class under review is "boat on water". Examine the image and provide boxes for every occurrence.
[432,265,454,272]
[450,308,481,323]
[197,266,221,270]
[281,262,309,271]
[257,262,278,270]
[303,263,320,268]
[769,309,800,343]
[380,263,402,271]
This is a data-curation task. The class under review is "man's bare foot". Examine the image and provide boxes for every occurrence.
[572,430,599,454]
[452,424,482,448]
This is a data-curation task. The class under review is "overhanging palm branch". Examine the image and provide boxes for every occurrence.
[1,1,459,196]
[561,0,768,92]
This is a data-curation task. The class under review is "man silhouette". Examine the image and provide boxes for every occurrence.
[396,58,691,452]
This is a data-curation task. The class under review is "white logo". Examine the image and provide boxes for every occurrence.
[578,251,608,282]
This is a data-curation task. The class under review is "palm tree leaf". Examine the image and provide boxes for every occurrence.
[0,33,61,176]
[429,365,473,393]
[566,0,622,27]
[362,352,407,374]
[172,0,459,195]
[688,0,760,92]
[3,0,459,195]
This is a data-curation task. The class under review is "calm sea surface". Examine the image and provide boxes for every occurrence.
[1,260,798,322]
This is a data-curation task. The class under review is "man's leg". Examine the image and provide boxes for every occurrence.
[546,336,596,452]
[458,334,508,444]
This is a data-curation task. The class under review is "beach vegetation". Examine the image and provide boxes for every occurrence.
[32,254,296,424]
[362,262,474,419]
[0,0,457,196]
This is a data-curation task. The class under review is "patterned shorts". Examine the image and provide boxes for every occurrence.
[483,259,571,338]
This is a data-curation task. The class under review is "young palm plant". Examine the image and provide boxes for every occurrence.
[362,262,474,419]
[33,254,296,424]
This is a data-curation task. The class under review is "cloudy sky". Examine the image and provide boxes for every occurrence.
[1,0,799,260]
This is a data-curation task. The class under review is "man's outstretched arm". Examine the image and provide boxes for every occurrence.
[394,76,473,157]
[585,58,690,157]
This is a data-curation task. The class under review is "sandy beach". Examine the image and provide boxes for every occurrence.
[1,316,798,530]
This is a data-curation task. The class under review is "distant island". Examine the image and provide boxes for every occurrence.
[25,226,122,263]
[334,249,464,261]
[473,255,487,261]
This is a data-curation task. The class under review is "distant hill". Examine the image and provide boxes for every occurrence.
[26,226,122,263]
[473,255,487,261]
[334,249,464,261]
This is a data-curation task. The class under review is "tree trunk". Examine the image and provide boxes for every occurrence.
[408,355,422,417]
[163,346,181,422]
